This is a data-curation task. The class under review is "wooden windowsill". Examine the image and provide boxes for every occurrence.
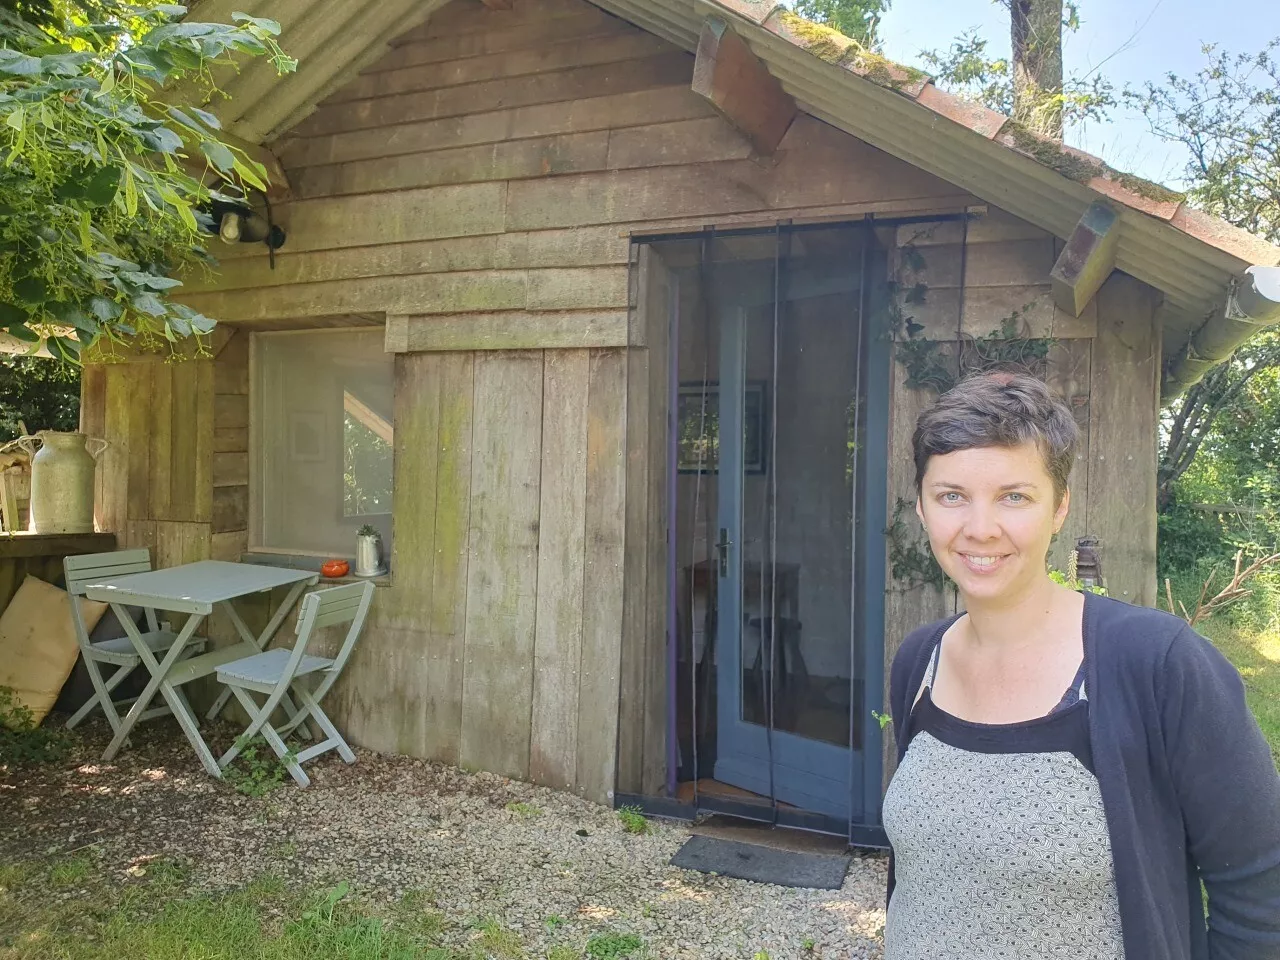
[239,551,392,587]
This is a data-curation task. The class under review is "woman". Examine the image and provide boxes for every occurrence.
[882,371,1280,960]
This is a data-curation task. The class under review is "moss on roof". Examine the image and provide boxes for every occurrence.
[1004,122,1188,204]
[1004,122,1102,184]
[774,10,929,91]
[1108,171,1186,205]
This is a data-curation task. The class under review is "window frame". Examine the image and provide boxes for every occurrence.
[248,327,395,559]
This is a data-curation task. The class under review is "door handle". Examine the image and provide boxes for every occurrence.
[715,527,732,578]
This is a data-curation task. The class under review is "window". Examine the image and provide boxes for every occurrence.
[252,329,393,557]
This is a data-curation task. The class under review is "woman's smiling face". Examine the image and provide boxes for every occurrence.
[916,442,1070,605]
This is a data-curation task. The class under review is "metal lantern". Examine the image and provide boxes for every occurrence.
[1074,536,1103,589]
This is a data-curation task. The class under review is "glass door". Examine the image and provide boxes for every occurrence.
[702,226,870,821]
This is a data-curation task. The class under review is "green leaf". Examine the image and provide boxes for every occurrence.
[5,107,23,133]
[0,50,42,77]
[190,106,221,130]
[144,126,184,155]
[123,272,183,292]
[143,276,183,291]
[150,22,222,42]
[49,302,95,334]
[200,140,235,173]
[13,276,48,305]
[39,53,93,77]
[0,303,28,327]
[231,13,282,34]
[4,323,39,344]
[68,23,125,41]
[173,197,198,232]
[232,155,267,192]
[50,336,81,361]
[130,292,166,317]
[82,165,121,207]
[122,163,138,216]
[167,106,203,133]
[93,253,140,271]
[88,296,122,323]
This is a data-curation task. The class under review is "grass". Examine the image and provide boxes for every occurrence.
[585,932,644,959]
[48,855,94,889]
[0,855,518,960]
[504,801,541,818]
[475,918,524,958]
[615,806,649,836]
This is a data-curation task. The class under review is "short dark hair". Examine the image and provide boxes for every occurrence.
[913,370,1079,502]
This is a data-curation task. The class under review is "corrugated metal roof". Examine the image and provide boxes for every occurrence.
[188,0,1280,384]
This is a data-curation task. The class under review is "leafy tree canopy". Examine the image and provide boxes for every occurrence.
[791,0,890,49]
[1129,40,1278,244]
[1140,40,1280,569]
[0,0,294,362]
[0,352,78,438]
[917,3,1113,134]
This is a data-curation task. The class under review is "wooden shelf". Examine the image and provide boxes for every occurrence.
[0,532,116,560]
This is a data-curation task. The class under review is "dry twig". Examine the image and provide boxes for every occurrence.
[1166,550,1280,627]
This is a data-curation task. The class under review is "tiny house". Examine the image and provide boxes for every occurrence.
[78,0,1280,842]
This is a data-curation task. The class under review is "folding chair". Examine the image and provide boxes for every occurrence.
[63,549,198,735]
[214,580,374,787]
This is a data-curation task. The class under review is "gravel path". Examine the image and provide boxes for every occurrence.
[1,721,887,959]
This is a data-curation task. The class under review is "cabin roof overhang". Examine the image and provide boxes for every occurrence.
[188,0,1280,400]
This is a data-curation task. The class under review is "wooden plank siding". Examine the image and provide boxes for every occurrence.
[65,0,1163,812]
[1086,274,1161,607]
[83,354,217,555]
[317,346,627,799]
[179,0,972,332]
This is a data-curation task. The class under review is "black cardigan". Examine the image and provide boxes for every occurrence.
[886,592,1280,960]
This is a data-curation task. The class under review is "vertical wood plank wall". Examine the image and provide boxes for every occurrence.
[361,348,626,797]
[80,353,216,570]
[78,0,1163,806]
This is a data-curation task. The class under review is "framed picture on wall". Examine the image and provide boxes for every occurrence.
[287,410,327,463]
[676,381,767,475]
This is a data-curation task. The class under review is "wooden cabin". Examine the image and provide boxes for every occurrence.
[77,0,1280,842]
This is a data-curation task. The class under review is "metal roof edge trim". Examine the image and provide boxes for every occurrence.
[686,0,1280,271]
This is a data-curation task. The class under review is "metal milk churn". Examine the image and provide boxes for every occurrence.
[20,431,109,534]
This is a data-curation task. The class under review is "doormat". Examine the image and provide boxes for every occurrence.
[670,835,850,889]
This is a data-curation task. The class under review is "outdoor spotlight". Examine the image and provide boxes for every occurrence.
[219,210,244,243]
[209,196,286,252]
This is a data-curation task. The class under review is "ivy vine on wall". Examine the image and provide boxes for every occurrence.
[884,224,1062,591]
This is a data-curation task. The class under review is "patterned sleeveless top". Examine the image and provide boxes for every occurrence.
[881,639,1126,959]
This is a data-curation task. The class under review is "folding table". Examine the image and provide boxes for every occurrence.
[82,560,319,776]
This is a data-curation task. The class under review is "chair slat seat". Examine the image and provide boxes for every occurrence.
[213,580,374,787]
[89,629,180,659]
[217,649,333,688]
